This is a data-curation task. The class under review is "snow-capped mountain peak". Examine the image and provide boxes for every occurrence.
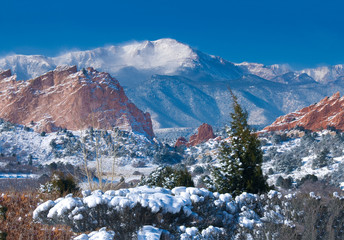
[0,54,55,80]
[116,38,198,73]
[300,64,344,83]
[53,38,198,77]
[235,62,291,80]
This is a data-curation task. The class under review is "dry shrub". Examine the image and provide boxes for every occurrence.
[294,181,344,240]
[0,178,47,192]
[0,190,74,240]
[260,181,344,240]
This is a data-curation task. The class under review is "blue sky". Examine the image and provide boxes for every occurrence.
[1,0,343,68]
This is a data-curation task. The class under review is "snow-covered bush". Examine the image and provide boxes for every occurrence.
[192,165,205,175]
[33,186,300,239]
[74,228,115,240]
[275,176,293,189]
[139,165,194,189]
[274,152,303,173]
[34,185,344,239]
[265,132,344,177]
[312,148,332,169]
[153,144,183,164]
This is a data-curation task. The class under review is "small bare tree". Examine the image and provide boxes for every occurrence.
[82,134,94,190]
[110,128,120,189]
[82,125,120,191]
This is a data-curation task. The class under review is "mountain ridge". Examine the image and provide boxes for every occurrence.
[3,39,343,84]
[1,38,344,130]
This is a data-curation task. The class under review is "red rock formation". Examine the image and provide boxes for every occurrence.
[0,69,12,80]
[263,92,344,132]
[175,137,188,147]
[175,123,216,147]
[0,66,154,137]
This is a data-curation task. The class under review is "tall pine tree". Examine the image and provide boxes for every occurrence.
[211,88,269,196]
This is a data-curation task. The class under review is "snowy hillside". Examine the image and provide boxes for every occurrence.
[1,38,344,129]
[0,120,158,167]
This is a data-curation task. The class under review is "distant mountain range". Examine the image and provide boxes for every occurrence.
[1,38,344,129]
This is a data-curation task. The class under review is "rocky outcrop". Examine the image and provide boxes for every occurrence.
[175,123,216,147]
[0,66,154,137]
[0,69,12,80]
[263,92,344,132]
[175,137,188,148]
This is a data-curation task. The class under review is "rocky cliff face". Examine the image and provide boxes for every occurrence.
[175,123,215,147]
[263,92,344,132]
[0,67,154,137]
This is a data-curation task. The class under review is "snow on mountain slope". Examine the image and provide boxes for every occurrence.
[0,55,55,80]
[271,72,316,84]
[300,64,344,83]
[125,74,315,129]
[178,50,243,82]
[235,62,291,80]
[126,75,222,129]
[0,39,244,86]
[54,39,199,85]
[1,38,344,129]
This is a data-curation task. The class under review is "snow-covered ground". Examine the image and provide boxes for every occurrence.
[2,117,344,191]
[0,173,39,179]
[0,121,156,167]
[260,131,344,187]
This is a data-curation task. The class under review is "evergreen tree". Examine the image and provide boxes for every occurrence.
[139,165,194,189]
[312,148,331,169]
[211,88,269,196]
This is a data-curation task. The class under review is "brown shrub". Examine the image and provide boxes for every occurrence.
[0,191,74,240]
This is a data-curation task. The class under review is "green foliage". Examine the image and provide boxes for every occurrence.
[312,148,331,169]
[0,204,7,221]
[153,144,182,165]
[0,231,7,240]
[40,171,79,196]
[211,88,269,196]
[298,174,318,187]
[139,165,194,189]
[28,154,33,165]
[49,162,58,171]
[52,172,79,195]
[276,176,293,189]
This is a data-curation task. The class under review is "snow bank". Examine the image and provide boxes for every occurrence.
[74,228,115,240]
